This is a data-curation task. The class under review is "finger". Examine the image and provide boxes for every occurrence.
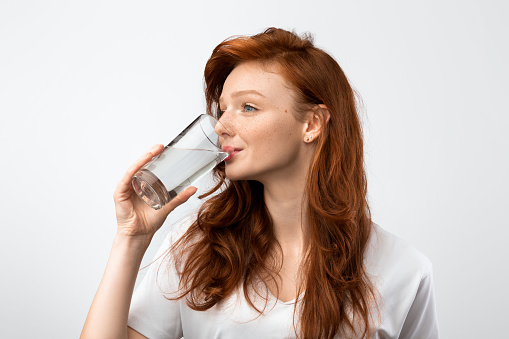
[115,144,164,198]
[160,186,198,214]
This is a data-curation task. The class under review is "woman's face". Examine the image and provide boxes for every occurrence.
[215,61,312,183]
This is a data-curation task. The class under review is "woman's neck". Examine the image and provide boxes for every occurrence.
[262,177,309,253]
[259,144,315,252]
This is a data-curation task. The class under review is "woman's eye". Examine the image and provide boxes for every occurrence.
[242,104,257,113]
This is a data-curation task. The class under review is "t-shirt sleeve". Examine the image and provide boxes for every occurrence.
[128,220,192,339]
[398,270,440,339]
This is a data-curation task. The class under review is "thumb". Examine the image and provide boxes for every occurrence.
[160,186,198,215]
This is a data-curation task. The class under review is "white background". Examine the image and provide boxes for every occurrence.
[1,0,508,338]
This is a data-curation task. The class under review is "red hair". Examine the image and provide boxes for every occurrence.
[170,28,377,338]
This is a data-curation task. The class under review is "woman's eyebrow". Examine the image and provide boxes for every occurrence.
[219,90,266,104]
[231,90,266,98]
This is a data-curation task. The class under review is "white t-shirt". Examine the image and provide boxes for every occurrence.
[128,220,440,339]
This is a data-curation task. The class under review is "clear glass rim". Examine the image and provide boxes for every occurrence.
[198,114,221,149]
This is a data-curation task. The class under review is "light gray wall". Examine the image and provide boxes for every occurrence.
[1,0,507,338]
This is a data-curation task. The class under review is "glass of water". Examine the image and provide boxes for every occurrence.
[132,114,229,210]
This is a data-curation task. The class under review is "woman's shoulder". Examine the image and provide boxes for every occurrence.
[364,222,433,283]
[364,223,440,337]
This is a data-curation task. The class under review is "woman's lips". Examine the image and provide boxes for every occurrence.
[222,146,241,162]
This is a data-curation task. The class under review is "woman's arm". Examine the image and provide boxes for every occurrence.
[128,327,149,339]
[81,234,151,339]
[80,145,196,339]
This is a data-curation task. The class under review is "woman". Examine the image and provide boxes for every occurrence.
[81,28,439,338]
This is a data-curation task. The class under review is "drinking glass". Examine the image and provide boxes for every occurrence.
[132,114,229,210]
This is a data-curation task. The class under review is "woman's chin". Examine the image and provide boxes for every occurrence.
[225,168,256,182]
[224,172,246,181]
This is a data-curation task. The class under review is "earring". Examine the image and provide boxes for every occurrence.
[306,137,310,142]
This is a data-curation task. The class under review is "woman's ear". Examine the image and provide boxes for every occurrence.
[303,104,330,143]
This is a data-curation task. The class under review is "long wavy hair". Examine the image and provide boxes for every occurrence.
[169,27,377,338]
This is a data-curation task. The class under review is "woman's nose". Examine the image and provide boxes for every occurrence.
[215,112,234,137]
